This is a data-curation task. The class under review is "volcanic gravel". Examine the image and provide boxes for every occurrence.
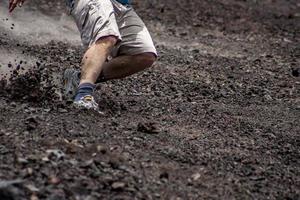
[0,0,299,199]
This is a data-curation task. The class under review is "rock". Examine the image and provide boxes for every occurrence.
[25,116,39,131]
[292,68,299,77]
[0,145,10,154]
[58,108,68,113]
[81,159,94,168]
[46,189,66,200]
[65,140,83,154]
[49,176,60,185]
[0,180,23,188]
[108,156,121,169]
[111,182,126,190]
[43,108,51,113]
[0,179,25,200]
[42,157,50,162]
[46,149,65,161]
[96,145,107,154]
[137,122,160,134]
[191,173,201,181]
[192,49,200,54]
[27,168,33,176]
[25,184,39,193]
[84,196,97,200]
[17,158,29,165]
[30,194,38,200]
[159,171,169,180]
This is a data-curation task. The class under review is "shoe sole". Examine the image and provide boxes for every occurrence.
[73,102,104,114]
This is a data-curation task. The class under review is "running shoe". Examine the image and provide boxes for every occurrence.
[63,68,80,101]
[73,95,99,111]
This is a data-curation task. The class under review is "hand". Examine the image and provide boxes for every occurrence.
[9,0,26,13]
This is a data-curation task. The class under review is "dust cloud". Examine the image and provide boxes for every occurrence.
[0,0,80,79]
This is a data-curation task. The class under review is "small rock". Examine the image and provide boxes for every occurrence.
[0,179,24,200]
[96,145,107,154]
[154,193,161,198]
[22,131,30,135]
[111,182,126,190]
[49,176,60,185]
[30,194,39,200]
[82,159,94,168]
[25,116,39,131]
[192,49,200,54]
[46,189,66,200]
[191,173,201,181]
[42,157,50,162]
[58,108,68,113]
[25,184,39,193]
[46,149,65,161]
[283,38,292,43]
[43,108,51,113]
[137,122,160,134]
[17,158,29,165]
[264,94,273,101]
[159,171,169,180]
[27,168,33,176]
[84,196,97,200]
[292,68,299,77]
[0,180,23,188]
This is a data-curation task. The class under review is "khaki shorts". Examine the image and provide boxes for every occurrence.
[71,0,157,57]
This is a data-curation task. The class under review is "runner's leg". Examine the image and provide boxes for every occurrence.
[69,0,122,107]
[97,52,156,82]
[80,36,117,84]
[96,1,157,82]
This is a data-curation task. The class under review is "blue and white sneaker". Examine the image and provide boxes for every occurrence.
[63,68,80,101]
[73,95,99,111]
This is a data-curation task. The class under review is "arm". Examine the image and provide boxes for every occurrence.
[9,0,26,13]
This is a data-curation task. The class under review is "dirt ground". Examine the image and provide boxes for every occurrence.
[0,0,299,199]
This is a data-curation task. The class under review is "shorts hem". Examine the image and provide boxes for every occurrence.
[118,47,158,57]
[86,30,122,48]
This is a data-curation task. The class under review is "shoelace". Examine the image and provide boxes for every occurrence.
[83,95,93,102]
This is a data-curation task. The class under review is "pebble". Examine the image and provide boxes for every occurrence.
[17,157,29,164]
[292,68,299,77]
[191,173,201,181]
[25,184,39,193]
[111,182,126,190]
[46,149,65,160]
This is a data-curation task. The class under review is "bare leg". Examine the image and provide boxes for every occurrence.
[97,53,156,82]
[80,36,117,85]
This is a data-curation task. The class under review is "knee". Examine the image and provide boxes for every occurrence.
[138,52,157,68]
[96,35,118,48]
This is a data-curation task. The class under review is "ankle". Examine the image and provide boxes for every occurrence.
[74,83,96,101]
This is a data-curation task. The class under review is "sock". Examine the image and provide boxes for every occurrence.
[74,83,96,101]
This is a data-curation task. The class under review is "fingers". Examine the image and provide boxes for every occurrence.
[19,0,25,7]
[9,0,23,13]
[9,0,14,9]
[9,0,18,12]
